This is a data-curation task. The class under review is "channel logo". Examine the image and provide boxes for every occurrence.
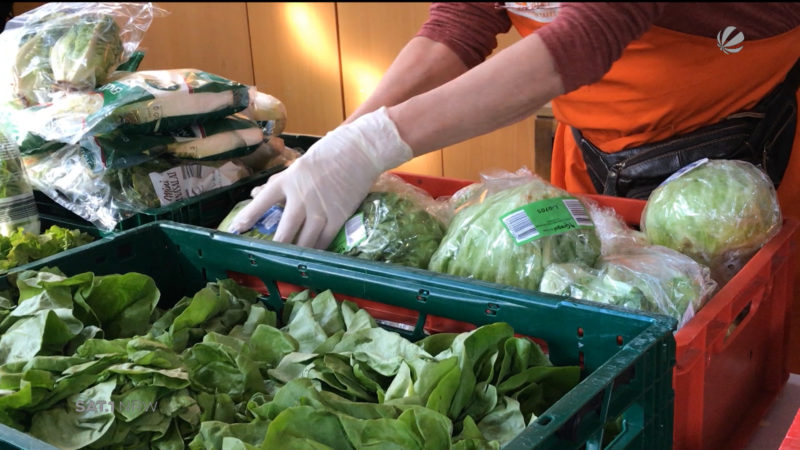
[717,26,744,55]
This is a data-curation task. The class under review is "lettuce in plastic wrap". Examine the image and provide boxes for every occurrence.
[428,170,601,291]
[641,159,782,284]
[539,245,717,328]
[49,13,124,90]
[327,173,449,269]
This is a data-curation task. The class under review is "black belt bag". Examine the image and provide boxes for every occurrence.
[574,58,800,200]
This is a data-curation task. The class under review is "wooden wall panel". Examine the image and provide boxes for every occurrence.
[11,2,44,16]
[137,3,254,85]
[337,2,442,177]
[441,32,539,182]
[248,2,343,136]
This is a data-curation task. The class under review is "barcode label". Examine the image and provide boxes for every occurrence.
[563,199,592,226]
[344,214,367,248]
[254,205,283,235]
[0,141,21,161]
[0,192,37,223]
[502,210,540,243]
[500,196,594,246]
[180,164,202,178]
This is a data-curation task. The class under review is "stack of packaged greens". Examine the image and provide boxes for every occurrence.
[0,3,289,232]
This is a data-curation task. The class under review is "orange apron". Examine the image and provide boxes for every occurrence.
[508,8,800,370]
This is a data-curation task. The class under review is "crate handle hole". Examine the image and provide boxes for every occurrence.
[616,335,624,346]
[417,289,428,302]
[535,415,553,426]
[725,301,752,340]
[484,309,497,316]
[249,254,257,266]
[577,327,584,338]
[297,264,308,278]
[578,351,584,370]
[197,249,203,257]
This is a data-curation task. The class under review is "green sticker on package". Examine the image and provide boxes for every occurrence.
[328,213,367,253]
[500,196,594,245]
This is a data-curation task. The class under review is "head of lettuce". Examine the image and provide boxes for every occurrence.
[428,171,601,291]
[641,159,782,284]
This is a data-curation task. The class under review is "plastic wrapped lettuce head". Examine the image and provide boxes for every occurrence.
[11,12,80,105]
[49,13,124,90]
[641,159,782,284]
[540,245,717,328]
[328,173,449,269]
[428,169,601,291]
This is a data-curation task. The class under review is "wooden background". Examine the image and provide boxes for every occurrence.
[11,2,556,181]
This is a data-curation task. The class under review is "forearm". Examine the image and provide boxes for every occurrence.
[387,33,565,157]
[345,36,469,124]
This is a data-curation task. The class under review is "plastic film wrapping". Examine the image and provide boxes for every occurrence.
[327,172,451,269]
[641,159,782,285]
[428,168,601,291]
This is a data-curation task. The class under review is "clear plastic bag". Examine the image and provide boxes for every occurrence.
[540,244,718,329]
[22,144,253,230]
[0,132,39,236]
[641,159,782,285]
[0,2,165,108]
[428,168,601,291]
[584,199,648,256]
[81,114,264,169]
[327,172,451,269]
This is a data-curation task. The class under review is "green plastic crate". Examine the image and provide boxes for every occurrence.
[0,221,676,449]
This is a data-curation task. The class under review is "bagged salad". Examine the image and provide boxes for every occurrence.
[81,113,265,169]
[428,168,601,291]
[327,172,451,269]
[539,244,717,328]
[23,144,253,229]
[0,2,162,108]
[218,172,450,271]
[11,68,252,148]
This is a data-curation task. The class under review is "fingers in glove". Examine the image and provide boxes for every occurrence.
[315,220,346,251]
[294,213,326,249]
[272,198,305,244]
[251,185,265,198]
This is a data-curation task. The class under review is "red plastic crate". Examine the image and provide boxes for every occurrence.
[393,171,798,450]
[781,409,800,449]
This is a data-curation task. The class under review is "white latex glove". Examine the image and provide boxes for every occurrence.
[227,106,413,249]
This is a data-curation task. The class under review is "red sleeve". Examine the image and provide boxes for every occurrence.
[536,3,667,92]
[416,2,512,69]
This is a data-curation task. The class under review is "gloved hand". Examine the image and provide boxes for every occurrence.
[227,106,413,249]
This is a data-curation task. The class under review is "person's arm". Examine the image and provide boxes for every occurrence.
[388,32,563,157]
[230,3,665,250]
[346,2,512,123]
[344,36,469,124]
